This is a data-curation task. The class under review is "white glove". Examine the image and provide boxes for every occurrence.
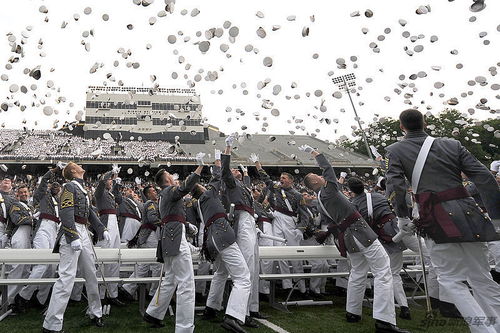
[370,145,382,159]
[249,153,259,163]
[225,133,238,147]
[214,149,222,160]
[114,177,122,185]
[56,161,68,170]
[103,230,111,242]
[239,164,248,173]
[196,152,206,166]
[111,163,121,174]
[187,223,198,235]
[188,243,200,255]
[298,144,314,153]
[71,239,82,252]
[340,172,347,178]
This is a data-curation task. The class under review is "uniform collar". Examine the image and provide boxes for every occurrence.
[73,178,84,185]
[404,130,428,139]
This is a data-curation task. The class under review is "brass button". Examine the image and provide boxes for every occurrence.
[354,228,358,231]
[368,239,372,242]
[448,212,452,216]
[466,212,471,215]
[476,234,480,238]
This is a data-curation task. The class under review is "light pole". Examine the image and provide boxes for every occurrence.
[332,73,373,159]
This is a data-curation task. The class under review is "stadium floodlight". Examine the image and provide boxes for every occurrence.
[332,73,373,159]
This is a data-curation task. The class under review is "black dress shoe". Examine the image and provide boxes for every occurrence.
[107,297,126,307]
[203,306,218,320]
[244,316,259,328]
[439,300,462,319]
[90,316,104,327]
[118,286,135,303]
[399,306,411,320]
[14,294,28,313]
[250,311,269,319]
[221,316,248,333]
[346,312,361,323]
[143,313,165,328]
[42,328,66,333]
[375,320,411,333]
[491,270,500,283]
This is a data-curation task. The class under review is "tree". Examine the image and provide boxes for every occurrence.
[338,109,499,165]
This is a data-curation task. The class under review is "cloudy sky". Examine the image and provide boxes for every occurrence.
[0,0,498,142]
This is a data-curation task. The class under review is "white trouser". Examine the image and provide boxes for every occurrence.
[301,236,329,294]
[96,214,120,299]
[206,242,251,322]
[0,222,6,248]
[347,238,395,325]
[146,225,195,333]
[272,211,306,293]
[336,259,350,289]
[195,220,210,295]
[488,241,500,273]
[43,223,102,331]
[20,219,59,304]
[235,211,260,313]
[388,251,408,307]
[121,217,141,243]
[426,239,500,333]
[402,234,439,299]
[258,221,274,295]
[195,261,211,295]
[123,231,161,296]
[8,225,31,304]
[70,271,84,301]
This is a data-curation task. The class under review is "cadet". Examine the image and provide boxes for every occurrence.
[17,167,62,310]
[142,155,203,332]
[222,134,262,322]
[119,187,143,243]
[347,177,410,320]
[385,109,500,333]
[196,155,251,333]
[94,169,124,305]
[0,175,14,248]
[299,145,410,333]
[7,184,34,310]
[251,153,309,296]
[121,185,161,300]
[42,162,110,333]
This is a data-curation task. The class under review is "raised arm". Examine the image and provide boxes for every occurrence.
[112,181,123,204]
[95,171,113,199]
[171,167,203,201]
[221,154,236,188]
[33,169,54,204]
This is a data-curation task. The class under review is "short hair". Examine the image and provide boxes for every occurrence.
[191,183,204,199]
[154,169,166,186]
[62,162,77,180]
[280,172,294,182]
[399,109,424,131]
[143,184,154,198]
[17,184,29,192]
[51,181,61,188]
[303,173,315,190]
[347,177,365,194]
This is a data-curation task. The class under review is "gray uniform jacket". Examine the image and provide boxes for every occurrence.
[8,200,34,236]
[258,168,309,229]
[315,153,378,255]
[54,178,106,253]
[137,199,159,247]
[157,172,200,259]
[34,170,60,223]
[351,192,406,254]
[95,171,122,227]
[118,196,143,235]
[185,198,201,246]
[0,190,15,230]
[196,165,236,261]
[385,130,500,243]
[221,154,254,230]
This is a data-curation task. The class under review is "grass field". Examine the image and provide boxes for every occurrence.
[1,295,471,333]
